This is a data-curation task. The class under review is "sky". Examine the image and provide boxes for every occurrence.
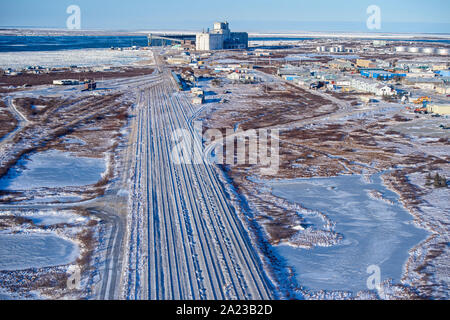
[0,0,449,34]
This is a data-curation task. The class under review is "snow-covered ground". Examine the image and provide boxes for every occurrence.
[392,118,450,139]
[265,173,429,294]
[15,210,89,226]
[0,48,152,69]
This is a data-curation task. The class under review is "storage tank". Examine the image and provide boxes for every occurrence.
[422,47,436,54]
[395,46,406,52]
[408,47,419,53]
[437,48,449,56]
[317,46,327,52]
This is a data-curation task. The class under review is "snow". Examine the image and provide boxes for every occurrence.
[0,48,152,69]
[0,150,106,190]
[391,118,450,139]
[0,233,79,271]
[16,211,88,226]
[64,137,86,145]
[24,196,83,204]
[284,54,318,61]
[266,173,429,294]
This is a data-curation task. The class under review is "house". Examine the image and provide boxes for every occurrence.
[278,66,310,77]
[192,96,205,105]
[227,72,259,83]
[283,75,301,81]
[214,66,233,72]
[435,84,450,95]
[404,78,447,92]
[167,56,191,65]
[191,87,204,96]
[295,77,315,88]
[405,71,437,78]
[377,85,395,96]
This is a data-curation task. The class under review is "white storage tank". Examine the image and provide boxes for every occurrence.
[408,47,419,53]
[395,46,406,52]
[316,46,327,52]
[437,48,449,56]
[422,47,435,54]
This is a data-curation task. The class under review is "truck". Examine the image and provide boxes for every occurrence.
[82,79,97,91]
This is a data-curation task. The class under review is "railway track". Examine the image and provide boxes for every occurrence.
[122,69,275,300]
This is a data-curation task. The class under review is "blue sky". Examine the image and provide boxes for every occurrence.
[1,0,449,33]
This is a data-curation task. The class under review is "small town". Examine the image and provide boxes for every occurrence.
[0,0,448,306]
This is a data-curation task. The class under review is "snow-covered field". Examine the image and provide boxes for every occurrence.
[0,48,152,69]
[392,118,450,139]
[266,173,429,294]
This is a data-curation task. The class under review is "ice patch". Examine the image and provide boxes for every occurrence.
[266,173,429,294]
[0,150,106,190]
[0,233,79,271]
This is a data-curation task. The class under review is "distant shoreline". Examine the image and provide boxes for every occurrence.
[1,28,450,40]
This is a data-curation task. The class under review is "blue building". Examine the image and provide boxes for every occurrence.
[360,70,406,80]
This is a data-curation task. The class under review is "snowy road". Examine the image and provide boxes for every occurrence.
[122,71,274,300]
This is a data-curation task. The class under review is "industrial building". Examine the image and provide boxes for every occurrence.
[356,59,378,69]
[328,59,355,71]
[360,70,406,80]
[427,104,450,116]
[196,22,248,51]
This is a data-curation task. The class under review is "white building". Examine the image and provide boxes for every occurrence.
[196,22,248,51]
[351,78,395,96]
[53,79,80,85]
[427,104,450,115]
[227,72,259,83]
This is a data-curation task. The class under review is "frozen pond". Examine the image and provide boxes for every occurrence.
[266,173,429,294]
[0,233,79,271]
[0,150,106,190]
[0,290,13,300]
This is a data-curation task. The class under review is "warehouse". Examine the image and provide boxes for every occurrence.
[360,70,406,80]
[427,104,450,115]
[356,59,377,69]
[405,77,448,92]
